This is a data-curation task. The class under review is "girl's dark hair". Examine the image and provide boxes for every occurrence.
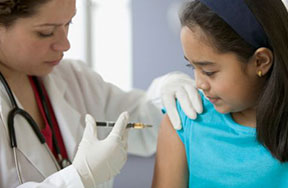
[180,0,255,62]
[180,0,288,162]
[0,0,50,27]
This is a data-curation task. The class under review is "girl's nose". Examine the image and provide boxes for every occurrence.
[195,71,210,91]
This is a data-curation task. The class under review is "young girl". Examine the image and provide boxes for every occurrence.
[152,0,288,187]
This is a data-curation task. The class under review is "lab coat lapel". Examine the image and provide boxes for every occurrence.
[43,75,83,160]
[0,86,59,179]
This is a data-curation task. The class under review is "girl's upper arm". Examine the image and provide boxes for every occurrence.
[152,114,188,188]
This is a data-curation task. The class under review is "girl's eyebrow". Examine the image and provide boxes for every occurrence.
[184,56,215,67]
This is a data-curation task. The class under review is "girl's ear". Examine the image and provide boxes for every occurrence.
[253,47,273,77]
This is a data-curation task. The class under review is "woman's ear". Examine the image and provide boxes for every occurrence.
[0,26,6,43]
[253,47,273,77]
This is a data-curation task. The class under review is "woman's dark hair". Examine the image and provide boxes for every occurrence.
[180,0,288,162]
[0,0,50,27]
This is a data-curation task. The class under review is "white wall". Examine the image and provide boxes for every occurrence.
[64,0,133,91]
[64,0,87,63]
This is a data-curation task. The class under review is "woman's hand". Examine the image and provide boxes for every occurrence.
[73,112,129,187]
[161,72,203,130]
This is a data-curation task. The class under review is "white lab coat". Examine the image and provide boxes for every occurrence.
[0,59,162,188]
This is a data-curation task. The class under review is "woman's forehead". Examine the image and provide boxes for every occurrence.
[30,0,76,23]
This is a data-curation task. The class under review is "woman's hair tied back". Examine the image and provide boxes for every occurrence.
[0,0,27,15]
[0,0,50,26]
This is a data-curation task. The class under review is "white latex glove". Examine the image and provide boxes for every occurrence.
[73,112,129,187]
[161,72,203,130]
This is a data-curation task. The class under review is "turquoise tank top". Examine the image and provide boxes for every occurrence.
[176,93,288,188]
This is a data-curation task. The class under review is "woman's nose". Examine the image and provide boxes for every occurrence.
[52,29,70,52]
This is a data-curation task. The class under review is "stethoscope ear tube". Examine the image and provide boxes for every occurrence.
[1,72,70,184]
[7,108,18,148]
[0,72,17,107]
[8,108,46,148]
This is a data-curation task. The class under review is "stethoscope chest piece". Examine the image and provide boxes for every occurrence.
[60,158,72,169]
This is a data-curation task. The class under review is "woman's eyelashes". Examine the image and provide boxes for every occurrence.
[67,19,73,26]
[37,31,54,38]
[37,20,73,38]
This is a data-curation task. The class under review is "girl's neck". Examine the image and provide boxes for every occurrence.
[231,108,257,128]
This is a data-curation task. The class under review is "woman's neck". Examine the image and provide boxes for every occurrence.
[0,62,29,89]
[0,62,45,129]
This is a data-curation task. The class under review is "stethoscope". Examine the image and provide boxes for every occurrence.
[0,72,71,184]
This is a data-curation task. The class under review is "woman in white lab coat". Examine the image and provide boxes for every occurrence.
[0,0,201,188]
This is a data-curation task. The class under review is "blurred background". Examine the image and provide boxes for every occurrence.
[64,0,191,187]
[65,0,191,90]
[64,1,191,187]
[63,0,187,187]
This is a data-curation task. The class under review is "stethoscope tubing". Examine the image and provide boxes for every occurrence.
[13,148,23,184]
[8,107,46,147]
[0,72,67,184]
[31,76,62,156]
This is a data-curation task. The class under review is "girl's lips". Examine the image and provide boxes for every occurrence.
[207,96,220,104]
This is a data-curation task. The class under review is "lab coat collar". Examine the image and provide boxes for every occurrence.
[42,74,83,160]
[0,83,58,179]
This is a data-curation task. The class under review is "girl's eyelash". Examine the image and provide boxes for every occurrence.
[186,64,195,69]
[186,63,216,76]
[202,71,215,76]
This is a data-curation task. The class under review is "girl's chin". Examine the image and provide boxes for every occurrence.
[213,105,231,114]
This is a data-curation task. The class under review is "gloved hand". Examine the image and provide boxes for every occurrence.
[161,72,203,130]
[73,112,129,187]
